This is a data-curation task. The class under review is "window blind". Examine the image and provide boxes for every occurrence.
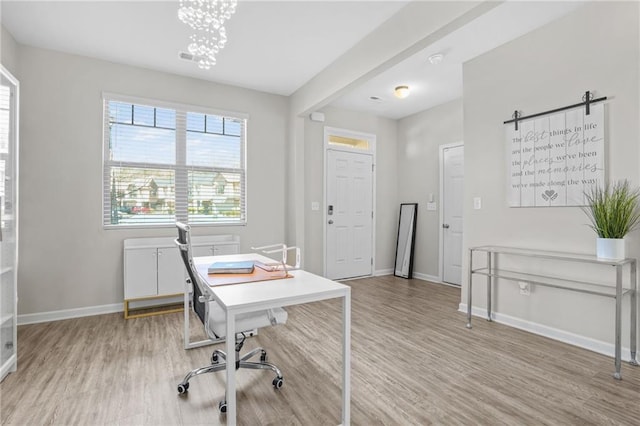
[102,94,247,227]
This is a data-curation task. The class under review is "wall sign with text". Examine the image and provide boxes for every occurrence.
[506,103,605,207]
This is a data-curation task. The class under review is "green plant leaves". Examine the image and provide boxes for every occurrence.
[582,180,640,238]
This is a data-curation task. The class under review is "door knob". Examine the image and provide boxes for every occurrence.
[328,220,334,224]
[443,224,450,229]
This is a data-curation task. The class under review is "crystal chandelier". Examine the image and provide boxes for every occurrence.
[178,0,238,69]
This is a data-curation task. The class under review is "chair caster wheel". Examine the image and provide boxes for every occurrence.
[177,382,189,394]
[272,376,284,389]
[211,353,219,364]
[260,350,268,363]
[218,400,227,413]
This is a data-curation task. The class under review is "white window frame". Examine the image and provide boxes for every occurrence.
[102,92,249,229]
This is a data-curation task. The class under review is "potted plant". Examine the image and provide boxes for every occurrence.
[583,180,640,260]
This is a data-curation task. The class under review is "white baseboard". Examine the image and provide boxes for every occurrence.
[376,270,462,290]
[414,273,461,289]
[17,296,185,326]
[459,303,632,362]
[413,272,442,283]
[376,270,441,282]
[18,303,124,326]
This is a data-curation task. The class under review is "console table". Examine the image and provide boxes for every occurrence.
[467,246,638,380]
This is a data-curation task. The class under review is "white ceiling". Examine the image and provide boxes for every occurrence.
[0,0,408,96]
[1,1,584,119]
[330,1,584,119]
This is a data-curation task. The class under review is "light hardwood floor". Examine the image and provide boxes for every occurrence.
[2,276,639,425]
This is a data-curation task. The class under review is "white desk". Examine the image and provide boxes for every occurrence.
[193,253,351,425]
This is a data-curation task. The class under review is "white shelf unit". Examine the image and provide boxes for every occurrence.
[123,235,239,319]
[467,245,638,380]
[0,314,12,327]
[0,66,19,382]
[0,269,16,332]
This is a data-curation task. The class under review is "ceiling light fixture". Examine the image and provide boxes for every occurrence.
[428,53,444,65]
[178,0,238,70]
[394,85,410,99]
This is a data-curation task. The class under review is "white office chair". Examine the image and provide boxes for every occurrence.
[175,222,287,413]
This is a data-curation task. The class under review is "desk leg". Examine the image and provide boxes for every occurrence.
[630,260,638,366]
[342,289,351,425]
[614,265,622,380]
[226,311,237,424]
[487,252,492,322]
[466,248,473,329]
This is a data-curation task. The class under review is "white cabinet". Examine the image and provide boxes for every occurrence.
[157,247,186,295]
[0,66,19,382]
[124,247,185,299]
[123,235,239,318]
[124,248,158,299]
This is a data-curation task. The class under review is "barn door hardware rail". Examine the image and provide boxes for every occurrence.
[504,91,607,130]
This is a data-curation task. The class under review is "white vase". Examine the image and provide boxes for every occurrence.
[596,238,626,260]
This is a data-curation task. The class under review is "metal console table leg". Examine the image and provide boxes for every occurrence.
[487,252,492,322]
[630,260,638,366]
[614,265,622,380]
[466,248,473,329]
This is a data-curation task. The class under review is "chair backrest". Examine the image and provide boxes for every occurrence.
[175,222,212,329]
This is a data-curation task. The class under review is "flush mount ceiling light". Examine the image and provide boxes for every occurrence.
[394,85,410,99]
[428,53,444,65]
[178,0,238,70]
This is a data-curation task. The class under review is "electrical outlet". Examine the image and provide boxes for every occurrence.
[519,281,530,296]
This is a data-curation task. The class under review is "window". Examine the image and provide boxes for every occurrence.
[103,95,246,227]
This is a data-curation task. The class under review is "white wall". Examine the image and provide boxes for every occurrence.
[463,2,639,348]
[303,106,398,275]
[285,114,305,252]
[18,46,288,315]
[1,24,19,76]
[397,99,463,280]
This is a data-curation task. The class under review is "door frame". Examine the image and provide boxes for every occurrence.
[323,126,377,278]
[439,141,464,285]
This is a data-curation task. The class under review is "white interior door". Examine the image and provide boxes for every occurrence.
[326,150,373,280]
[442,145,464,285]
